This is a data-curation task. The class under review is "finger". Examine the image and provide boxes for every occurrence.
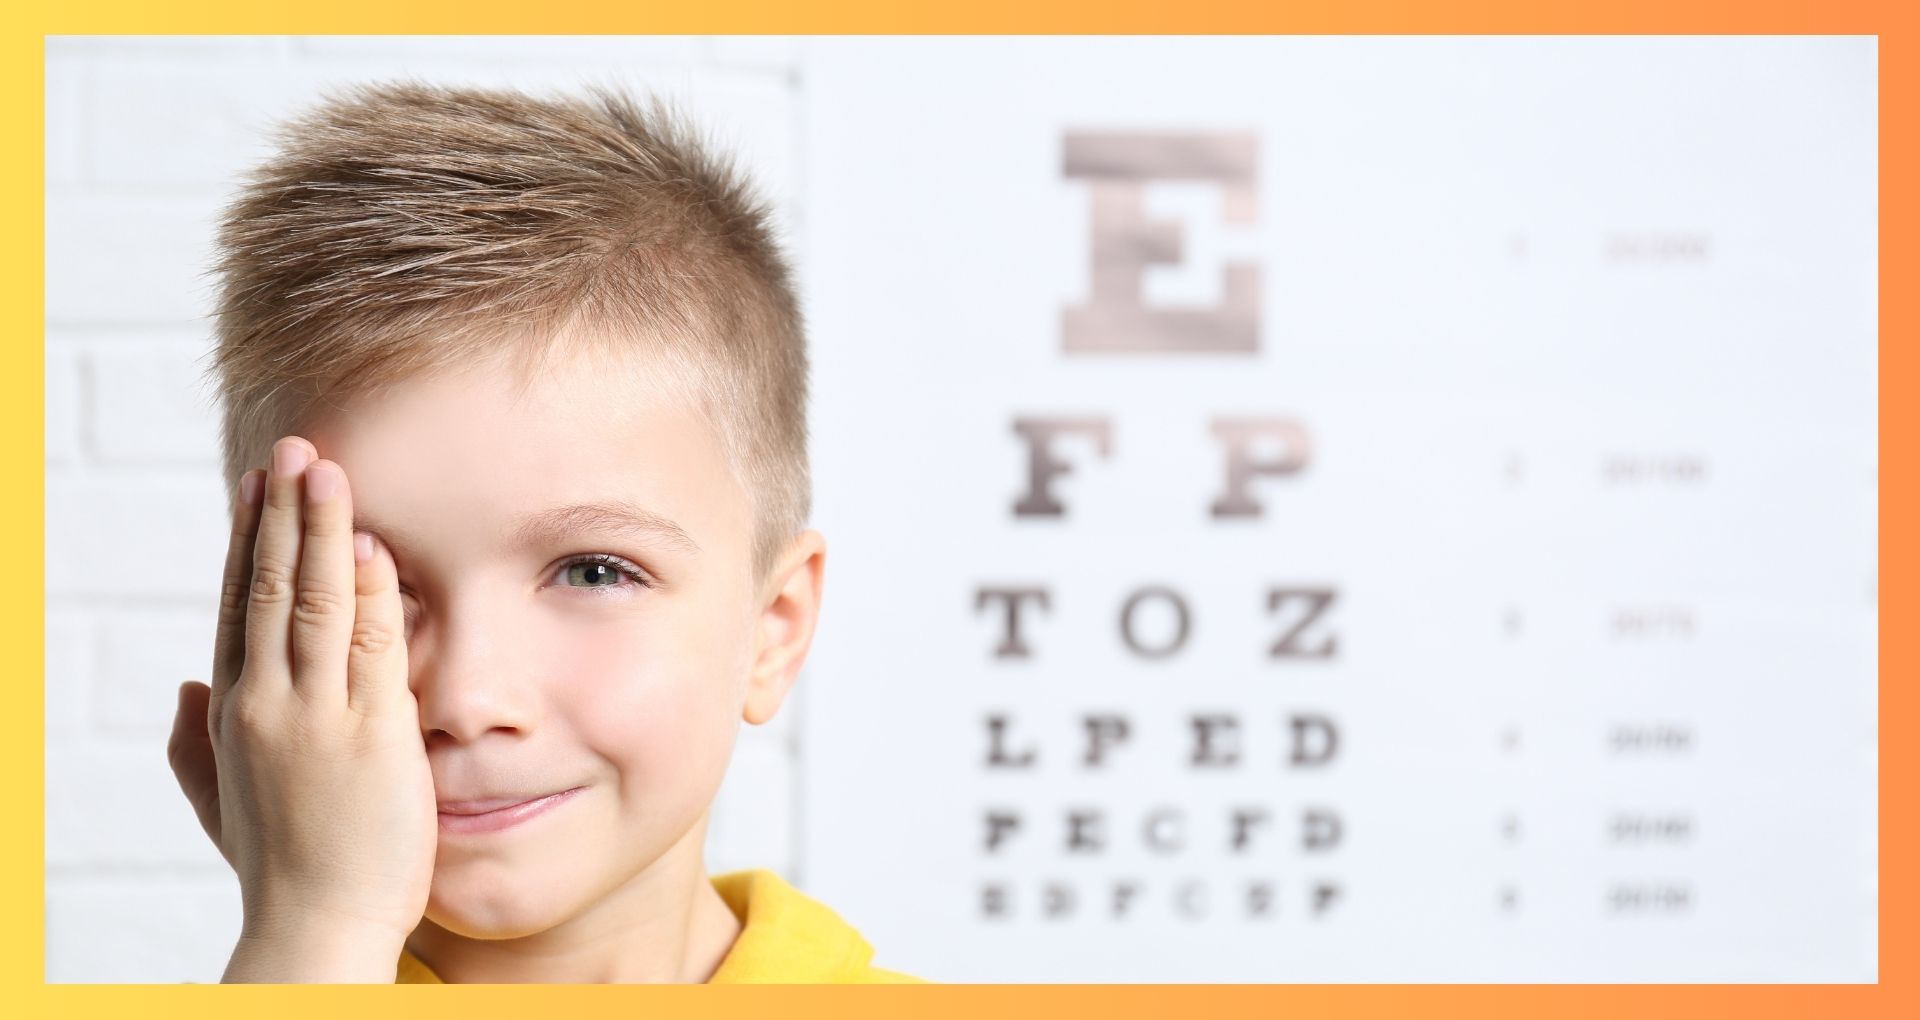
[166,681,225,859]
[244,436,316,694]
[289,457,357,705]
[210,469,265,703]
[347,531,409,715]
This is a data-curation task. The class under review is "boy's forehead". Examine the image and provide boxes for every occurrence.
[305,345,742,553]
[356,342,691,434]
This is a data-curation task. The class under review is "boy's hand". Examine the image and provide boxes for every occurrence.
[166,436,437,959]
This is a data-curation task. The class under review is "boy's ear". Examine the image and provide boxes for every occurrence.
[743,529,826,726]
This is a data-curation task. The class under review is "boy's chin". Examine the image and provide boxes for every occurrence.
[423,874,584,941]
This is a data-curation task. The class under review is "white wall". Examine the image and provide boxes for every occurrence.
[793,35,1876,982]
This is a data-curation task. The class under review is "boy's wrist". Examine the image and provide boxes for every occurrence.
[224,913,410,983]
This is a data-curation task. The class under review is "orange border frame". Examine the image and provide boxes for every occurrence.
[10,3,1905,1017]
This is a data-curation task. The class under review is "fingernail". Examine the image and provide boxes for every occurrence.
[272,438,309,478]
[354,531,375,564]
[239,470,263,507]
[306,462,340,503]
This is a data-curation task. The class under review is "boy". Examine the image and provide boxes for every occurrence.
[161,77,924,984]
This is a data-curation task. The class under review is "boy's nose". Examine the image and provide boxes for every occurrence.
[407,621,537,745]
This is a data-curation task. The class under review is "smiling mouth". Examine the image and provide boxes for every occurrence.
[438,792,568,815]
[436,787,586,834]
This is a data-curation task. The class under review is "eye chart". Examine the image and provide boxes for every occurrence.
[793,36,1876,982]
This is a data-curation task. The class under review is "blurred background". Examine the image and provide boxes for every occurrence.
[43,35,1877,983]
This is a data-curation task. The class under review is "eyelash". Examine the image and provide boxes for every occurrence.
[395,554,655,621]
[557,553,655,593]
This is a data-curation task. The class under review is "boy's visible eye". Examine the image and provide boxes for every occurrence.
[554,553,655,593]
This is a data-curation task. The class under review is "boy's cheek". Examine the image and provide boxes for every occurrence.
[580,673,737,787]
[528,613,740,775]
[560,631,720,726]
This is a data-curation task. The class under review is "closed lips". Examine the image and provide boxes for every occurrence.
[439,790,574,815]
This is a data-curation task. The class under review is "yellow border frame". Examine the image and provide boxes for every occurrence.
[14,3,1906,1016]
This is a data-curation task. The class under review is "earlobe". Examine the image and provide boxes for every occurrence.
[742,530,826,726]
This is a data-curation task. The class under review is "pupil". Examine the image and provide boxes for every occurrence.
[576,563,612,586]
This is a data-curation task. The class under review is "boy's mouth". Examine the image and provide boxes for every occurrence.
[437,787,587,836]
[438,786,584,815]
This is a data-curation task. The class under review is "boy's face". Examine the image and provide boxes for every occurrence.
[301,340,794,939]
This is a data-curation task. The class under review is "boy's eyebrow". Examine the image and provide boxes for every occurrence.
[352,501,700,555]
[511,501,701,554]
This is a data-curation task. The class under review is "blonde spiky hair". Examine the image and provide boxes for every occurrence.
[199,76,810,589]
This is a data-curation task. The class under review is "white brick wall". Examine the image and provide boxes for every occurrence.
[44,35,809,983]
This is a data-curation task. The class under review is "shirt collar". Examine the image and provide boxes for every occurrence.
[394,868,875,983]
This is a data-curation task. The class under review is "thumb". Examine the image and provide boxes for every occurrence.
[166,680,225,863]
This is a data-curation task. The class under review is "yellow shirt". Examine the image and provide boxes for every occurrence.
[394,868,926,983]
